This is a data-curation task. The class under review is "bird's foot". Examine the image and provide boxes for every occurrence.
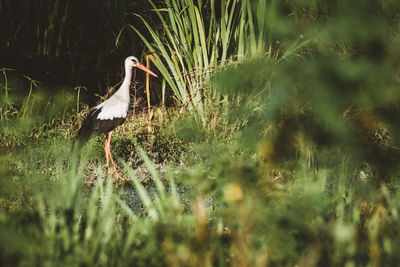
[113,172,127,181]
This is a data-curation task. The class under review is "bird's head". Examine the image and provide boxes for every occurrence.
[125,56,158,77]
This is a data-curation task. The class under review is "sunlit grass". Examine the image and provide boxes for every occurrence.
[3,125,400,266]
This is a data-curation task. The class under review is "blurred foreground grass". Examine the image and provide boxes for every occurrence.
[1,100,400,266]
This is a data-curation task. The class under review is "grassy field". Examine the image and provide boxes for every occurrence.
[2,1,400,266]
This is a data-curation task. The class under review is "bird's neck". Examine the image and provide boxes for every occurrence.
[116,66,132,100]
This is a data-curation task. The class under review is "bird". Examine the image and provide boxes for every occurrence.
[77,56,157,179]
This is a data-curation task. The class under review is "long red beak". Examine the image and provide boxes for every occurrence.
[136,63,158,77]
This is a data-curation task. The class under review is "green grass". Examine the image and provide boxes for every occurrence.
[2,102,400,266]
[130,0,309,124]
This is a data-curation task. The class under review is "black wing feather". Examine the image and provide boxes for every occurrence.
[77,107,126,141]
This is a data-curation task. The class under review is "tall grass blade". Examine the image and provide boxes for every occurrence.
[122,161,159,220]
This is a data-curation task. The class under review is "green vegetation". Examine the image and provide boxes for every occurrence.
[2,0,400,266]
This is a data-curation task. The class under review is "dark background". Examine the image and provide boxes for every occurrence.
[0,0,162,105]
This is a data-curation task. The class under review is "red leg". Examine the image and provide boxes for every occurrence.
[104,134,111,175]
[106,132,125,180]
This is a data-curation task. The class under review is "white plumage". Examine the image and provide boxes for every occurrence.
[96,97,130,120]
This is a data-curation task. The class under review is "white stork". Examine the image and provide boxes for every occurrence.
[78,56,157,179]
